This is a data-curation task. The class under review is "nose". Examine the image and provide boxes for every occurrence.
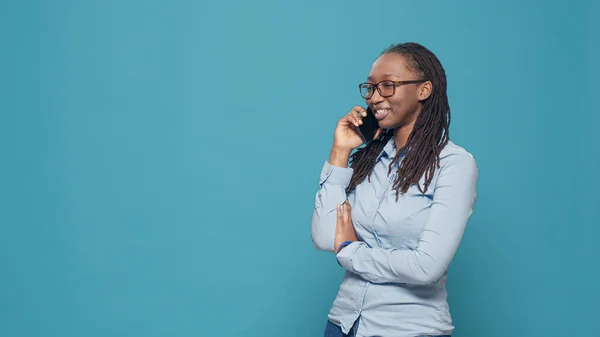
[368,87,384,106]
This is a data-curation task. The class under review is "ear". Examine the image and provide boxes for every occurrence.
[417,81,433,101]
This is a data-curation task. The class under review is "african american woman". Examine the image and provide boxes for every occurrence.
[311,42,479,337]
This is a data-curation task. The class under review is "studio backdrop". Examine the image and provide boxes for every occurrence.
[1,1,598,336]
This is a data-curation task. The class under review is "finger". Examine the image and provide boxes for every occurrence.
[337,204,343,221]
[343,202,351,223]
[356,110,366,124]
[345,115,360,128]
[339,116,358,130]
[338,115,352,126]
[352,106,367,117]
[351,111,363,127]
[349,107,366,121]
[374,128,383,139]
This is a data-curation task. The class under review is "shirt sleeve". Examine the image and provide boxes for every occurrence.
[335,152,478,284]
[310,161,354,252]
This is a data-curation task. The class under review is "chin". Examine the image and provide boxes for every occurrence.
[380,114,414,131]
[377,119,396,130]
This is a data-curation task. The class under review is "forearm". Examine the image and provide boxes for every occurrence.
[336,152,478,284]
[311,156,354,252]
[329,146,351,168]
[336,235,463,284]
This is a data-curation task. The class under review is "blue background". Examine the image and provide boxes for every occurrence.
[1,1,598,336]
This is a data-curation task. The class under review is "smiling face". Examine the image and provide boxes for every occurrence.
[348,42,451,198]
[366,52,432,130]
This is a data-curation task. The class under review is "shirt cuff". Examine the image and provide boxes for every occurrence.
[335,241,366,271]
[319,161,354,186]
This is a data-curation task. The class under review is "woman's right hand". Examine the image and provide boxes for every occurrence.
[333,106,374,151]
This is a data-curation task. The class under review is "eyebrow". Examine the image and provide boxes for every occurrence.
[367,73,396,80]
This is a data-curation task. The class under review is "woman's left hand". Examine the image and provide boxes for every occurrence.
[335,201,358,253]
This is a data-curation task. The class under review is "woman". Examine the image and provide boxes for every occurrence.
[311,42,478,337]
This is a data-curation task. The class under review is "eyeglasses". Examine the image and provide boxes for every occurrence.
[358,80,427,99]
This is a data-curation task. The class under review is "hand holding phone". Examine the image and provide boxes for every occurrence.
[356,106,380,145]
[332,106,381,153]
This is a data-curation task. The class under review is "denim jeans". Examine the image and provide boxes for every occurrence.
[324,320,359,337]
[323,320,451,337]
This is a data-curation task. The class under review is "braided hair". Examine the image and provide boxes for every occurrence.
[346,42,450,200]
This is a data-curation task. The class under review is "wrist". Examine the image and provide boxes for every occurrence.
[336,240,353,254]
[329,146,352,167]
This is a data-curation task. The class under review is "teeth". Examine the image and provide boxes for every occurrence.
[375,109,391,115]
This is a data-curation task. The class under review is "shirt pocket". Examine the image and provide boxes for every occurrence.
[374,184,434,249]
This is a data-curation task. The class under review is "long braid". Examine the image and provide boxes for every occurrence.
[346,42,451,199]
[345,130,393,194]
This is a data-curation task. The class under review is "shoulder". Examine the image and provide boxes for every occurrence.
[437,140,478,180]
[439,140,476,165]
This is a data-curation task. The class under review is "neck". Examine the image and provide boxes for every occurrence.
[394,104,423,150]
[393,118,416,150]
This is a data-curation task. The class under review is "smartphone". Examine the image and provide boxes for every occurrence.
[356,106,379,145]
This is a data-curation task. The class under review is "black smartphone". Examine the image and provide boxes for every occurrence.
[356,107,379,145]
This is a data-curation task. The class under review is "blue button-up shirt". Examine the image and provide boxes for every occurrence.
[311,137,478,337]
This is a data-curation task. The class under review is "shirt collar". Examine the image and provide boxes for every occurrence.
[376,137,408,163]
[376,137,397,162]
